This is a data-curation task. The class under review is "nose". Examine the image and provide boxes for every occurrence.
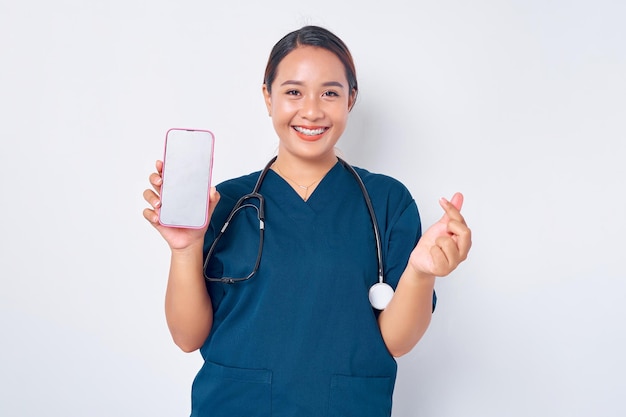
[300,94,324,120]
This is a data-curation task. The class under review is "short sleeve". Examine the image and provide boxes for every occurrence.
[366,177,437,313]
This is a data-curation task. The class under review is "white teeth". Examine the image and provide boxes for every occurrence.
[294,126,326,136]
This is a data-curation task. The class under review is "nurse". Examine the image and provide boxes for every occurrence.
[143,25,471,417]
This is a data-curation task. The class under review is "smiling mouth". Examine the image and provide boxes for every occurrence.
[293,126,328,136]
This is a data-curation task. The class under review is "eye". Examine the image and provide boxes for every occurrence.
[286,89,300,96]
[323,90,339,97]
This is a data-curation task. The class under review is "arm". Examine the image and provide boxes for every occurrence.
[378,267,435,357]
[143,160,220,352]
[379,193,472,357]
[164,241,214,352]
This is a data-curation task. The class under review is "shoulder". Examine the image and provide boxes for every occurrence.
[215,171,260,202]
[210,171,261,226]
[348,164,420,231]
[350,165,414,204]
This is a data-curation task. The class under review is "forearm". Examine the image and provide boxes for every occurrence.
[378,265,436,357]
[165,240,213,352]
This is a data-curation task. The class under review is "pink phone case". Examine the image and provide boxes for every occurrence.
[159,128,215,229]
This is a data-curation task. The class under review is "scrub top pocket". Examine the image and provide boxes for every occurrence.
[191,360,272,417]
[328,374,394,417]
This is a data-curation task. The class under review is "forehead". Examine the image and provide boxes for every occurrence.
[274,46,347,83]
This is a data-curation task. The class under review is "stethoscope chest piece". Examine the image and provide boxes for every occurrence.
[369,282,394,310]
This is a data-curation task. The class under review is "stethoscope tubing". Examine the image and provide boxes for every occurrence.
[203,156,384,286]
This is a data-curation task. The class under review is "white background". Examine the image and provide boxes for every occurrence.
[1,1,624,416]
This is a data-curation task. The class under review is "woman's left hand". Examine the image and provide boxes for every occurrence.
[409,192,472,278]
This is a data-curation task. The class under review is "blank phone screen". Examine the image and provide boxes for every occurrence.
[159,129,214,228]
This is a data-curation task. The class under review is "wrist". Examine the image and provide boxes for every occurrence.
[171,240,204,258]
[406,263,436,286]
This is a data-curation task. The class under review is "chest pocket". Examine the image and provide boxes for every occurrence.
[328,374,394,417]
[191,360,272,417]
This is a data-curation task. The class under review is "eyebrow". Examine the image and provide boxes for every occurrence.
[280,80,345,89]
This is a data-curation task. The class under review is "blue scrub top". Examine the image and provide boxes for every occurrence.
[194,161,431,417]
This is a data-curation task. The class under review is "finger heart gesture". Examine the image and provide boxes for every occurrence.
[409,192,472,278]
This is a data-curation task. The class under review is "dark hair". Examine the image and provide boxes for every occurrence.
[263,25,358,104]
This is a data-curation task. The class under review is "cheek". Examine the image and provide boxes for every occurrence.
[272,99,299,119]
[332,105,350,124]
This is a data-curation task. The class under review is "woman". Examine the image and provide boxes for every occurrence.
[143,25,471,417]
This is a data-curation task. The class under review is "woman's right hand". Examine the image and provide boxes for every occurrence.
[142,160,221,251]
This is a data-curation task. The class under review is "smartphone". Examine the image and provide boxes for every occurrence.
[158,128,215,228]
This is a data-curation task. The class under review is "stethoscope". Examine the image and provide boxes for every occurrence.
[203,156,394,310]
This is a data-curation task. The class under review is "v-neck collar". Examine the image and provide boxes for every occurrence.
[262,160,345,220]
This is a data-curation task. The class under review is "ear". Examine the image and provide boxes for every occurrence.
[262,84,272,116]
[348,88,357,112]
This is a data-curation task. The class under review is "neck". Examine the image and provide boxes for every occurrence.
[272,153,338,185]
[271,153,338,201]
